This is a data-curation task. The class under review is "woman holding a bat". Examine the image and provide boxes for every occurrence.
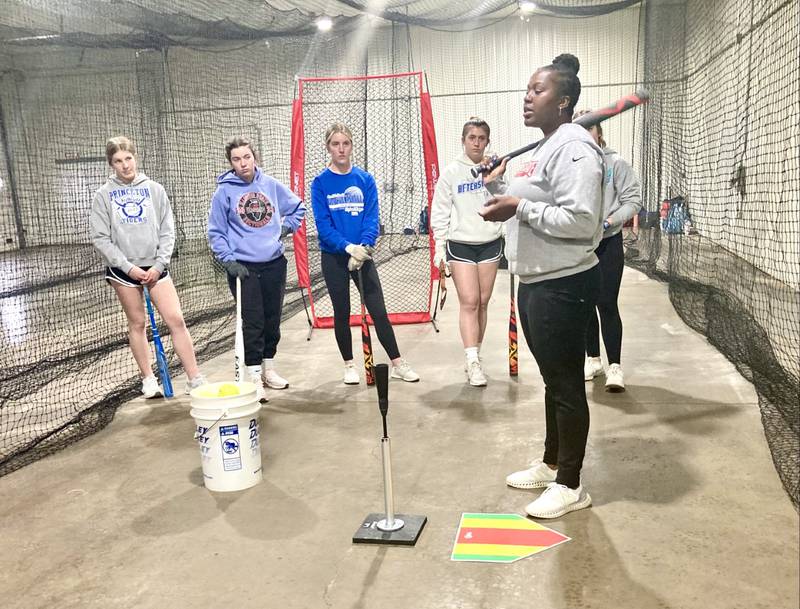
[310,123,419,386]
[430,117,505,387]
[480,54,604,519]
[208,137,306,403]
[90,136,205,399]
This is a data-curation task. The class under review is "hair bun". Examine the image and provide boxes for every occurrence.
[467,115,482,122]
[552,53,580,75]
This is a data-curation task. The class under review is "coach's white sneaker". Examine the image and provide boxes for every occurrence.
[391,359,419,382]
[584,356,604,381]
[262,368,289,390]
[466,359,487,387]
[184,374,207,395]
[506,460,558,489]
[605,364,625,392]
[524,482,592,519]
[343,362,360,385]
[141,375,163,399]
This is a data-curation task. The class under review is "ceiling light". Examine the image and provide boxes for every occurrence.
[316,16,333,32]
[519,1,537,14]
[7,34,61,42]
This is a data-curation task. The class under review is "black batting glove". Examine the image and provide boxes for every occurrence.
[221,260,249,279]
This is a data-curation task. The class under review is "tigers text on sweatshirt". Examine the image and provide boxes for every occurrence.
[89,173,174,273]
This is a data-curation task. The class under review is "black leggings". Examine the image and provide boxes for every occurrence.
[586,232,624,364]
[320,252,400,362]
[518,266,601,489]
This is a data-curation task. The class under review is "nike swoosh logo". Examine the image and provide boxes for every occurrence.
[572,156,585,162]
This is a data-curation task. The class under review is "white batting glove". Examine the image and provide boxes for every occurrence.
[347,256,364,272]
[345,244,372,263]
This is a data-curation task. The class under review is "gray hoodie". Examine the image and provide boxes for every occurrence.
[89,173,175,274]
[488,123,604,283]
[600,147,642,238]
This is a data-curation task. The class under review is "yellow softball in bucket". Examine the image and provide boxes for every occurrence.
[217,383,241,397]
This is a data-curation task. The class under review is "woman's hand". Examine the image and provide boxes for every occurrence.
[482,156,508,185]
[142,267,162,285]
[129,266,148,282]
[480,195,521,222]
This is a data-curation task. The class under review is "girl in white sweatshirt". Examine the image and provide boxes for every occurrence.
[430,117,504,386]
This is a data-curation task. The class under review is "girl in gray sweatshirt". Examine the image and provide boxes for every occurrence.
[90,136,204,398]
[480,54,603,520]
[576,115,643,392]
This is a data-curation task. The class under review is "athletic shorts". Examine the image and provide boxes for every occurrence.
[446,238,503,265]
[105,266,169,288]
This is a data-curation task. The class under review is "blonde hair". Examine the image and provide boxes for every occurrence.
[324,123,353,146]
[105,136,136,165]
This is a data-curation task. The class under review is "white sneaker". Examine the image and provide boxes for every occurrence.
[248,372,269,403]
[391,358,419,382]
[184,374,207,395]
[262,368,289,390]
[343,362,360,385]
[141,375,163,399]
[506,460,558,489]
[584,356,604,381]
[605,363,625,392]
[466,359,487,387]
[524,482,592,519]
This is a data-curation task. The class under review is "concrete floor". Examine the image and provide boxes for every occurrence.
[1,267,797,609]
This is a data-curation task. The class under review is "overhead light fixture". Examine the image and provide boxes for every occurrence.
[316,16,333,32]
[519,1,537,14]
[7,34,61,42]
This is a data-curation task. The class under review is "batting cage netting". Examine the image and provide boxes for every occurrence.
[291,73,437,329]
[0,0,797,509]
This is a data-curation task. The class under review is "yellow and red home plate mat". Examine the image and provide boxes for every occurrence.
[451,513,571,563]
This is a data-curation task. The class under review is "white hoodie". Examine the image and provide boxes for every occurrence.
[430,154,504,258]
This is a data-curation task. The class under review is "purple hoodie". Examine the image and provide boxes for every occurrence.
[208,167,305,263]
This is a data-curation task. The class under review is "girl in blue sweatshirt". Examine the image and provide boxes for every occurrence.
[310,123,418,385]
[208,137,305,401]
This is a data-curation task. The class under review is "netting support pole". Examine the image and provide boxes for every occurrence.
[0,93,26,249]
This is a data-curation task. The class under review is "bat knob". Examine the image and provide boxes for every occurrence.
[375,363,389,416]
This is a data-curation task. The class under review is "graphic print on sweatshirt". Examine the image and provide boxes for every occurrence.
[515,160,539,178]
[327,186,364,216]
[238,192,274,228]
[457,179,485,194]
[110,187,152,225]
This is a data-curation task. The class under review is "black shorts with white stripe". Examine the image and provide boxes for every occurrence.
[105,266,169,288]
[446,238,503,265]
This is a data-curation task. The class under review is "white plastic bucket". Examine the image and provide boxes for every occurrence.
[190,381,263,492]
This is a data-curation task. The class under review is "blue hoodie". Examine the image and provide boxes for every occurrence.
[310,166,380,254]
[208,167,305,263]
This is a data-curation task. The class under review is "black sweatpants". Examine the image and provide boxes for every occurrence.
[586,232,624,364]
[518,265,601,489]
[320,252,400,362]
[227,256,287,366]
